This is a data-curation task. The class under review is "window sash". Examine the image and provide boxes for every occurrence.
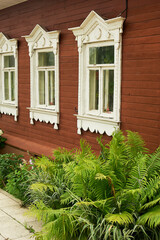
[103,69,114,114]
[37,69,55,109]
[89,46,114,65]
[87,66,114,118]
[3,70,15,103]
[2,54,16,104]
[4,55,15,68]
[35,49,56,110]
[86,43,115,118]
[38,52,55,67]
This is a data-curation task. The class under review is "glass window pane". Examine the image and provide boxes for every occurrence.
[38,52,55,67]
[11,71,15,101]
[89,70,99,111]
[89,46,114,64]
[4,72,9,100]
[4,55,15,68]
[39,71,45,105]
[48,71,55,106]
[103,70,114,113]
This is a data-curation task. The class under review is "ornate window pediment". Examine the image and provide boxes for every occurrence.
[69,11,125,136]
[0,33,17,55]
[24,24,60,56]
[24,25,60,129]
[0,33,18,121]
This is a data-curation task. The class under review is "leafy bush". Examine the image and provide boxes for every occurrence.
[28,151,74,208]
[27,130,160,240]
[0,129,7,149]
[5,163,34,204]
[0,153,23,188]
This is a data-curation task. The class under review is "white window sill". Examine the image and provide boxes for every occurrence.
[27,107,59,129]
[0,103,18,121]
[75,114,120,136]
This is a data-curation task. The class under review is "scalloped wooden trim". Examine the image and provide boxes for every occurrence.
[0,104,18,121]
[77,115,120,136]
[28,108,59,129]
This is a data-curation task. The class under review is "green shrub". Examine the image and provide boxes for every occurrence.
[0,129,7,149]
[5,163,33,204]
[0,153,23,188]
[27,130,160,240]
[28,152,74,208]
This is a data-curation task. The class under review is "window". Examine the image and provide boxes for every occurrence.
[37,51,55,108]
[69,11,125,135]
[3,55,16,102]
[24,25,60,129]
[87,44,114,117]
[0,33,18,121]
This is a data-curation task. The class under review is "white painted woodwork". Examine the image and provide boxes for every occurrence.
[69,11,125,136]
[0,0,27,10]
[24,25,60,129]
[0,33,18,121]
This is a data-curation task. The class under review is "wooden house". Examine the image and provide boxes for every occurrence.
[0,0,160,157]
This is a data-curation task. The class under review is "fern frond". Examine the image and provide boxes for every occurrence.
[126,130,148,157]
[78,139,93,158]
[108,130,127,169]
[138,206,160,228]
[76,197,114,211]
[34,211,78,240]
[146,147,160,178]
[53,147,75,163]
[140,197,160,210]
[95,173,107,180]
[30,182,53,192]
[126,154,148,189]
[97,136,109,161]
[34,156,54,171]
[60,191,73,206]
[140,176,160,204]
[105,211,134,225]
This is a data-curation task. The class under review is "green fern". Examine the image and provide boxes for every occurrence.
[53,147,75,163]
[27,130,160,240]
[105,212,134,225]
[140,197,160,210]
[138,206,160,228]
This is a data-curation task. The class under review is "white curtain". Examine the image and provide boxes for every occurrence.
[4,72,9,100]
[89,70,99,110]
[11,71,15,101]
[39,71,45,105]
[103,70,109,112]
[48,71,55,106]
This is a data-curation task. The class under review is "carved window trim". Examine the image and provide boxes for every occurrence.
[24,25,60,129]
[0,33,18,121]
[69,11,125,136]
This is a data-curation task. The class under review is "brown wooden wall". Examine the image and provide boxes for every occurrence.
[0,0,160,155]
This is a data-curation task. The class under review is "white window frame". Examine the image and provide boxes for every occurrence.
[86,41,115,119]
[0,33,18,121]
[69,11,125,136]
[23,25,60,129]
[36,49,56,110]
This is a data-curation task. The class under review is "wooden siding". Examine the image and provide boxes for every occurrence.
[0,0,160,154]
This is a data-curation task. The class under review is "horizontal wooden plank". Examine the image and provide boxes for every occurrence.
[122,102,159,113]
[121,95,159,105]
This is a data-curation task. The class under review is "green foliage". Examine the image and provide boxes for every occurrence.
[5,163,33,204]
[27,154,71,209]
[138,206,160,228]
[9,130,160,240]
[105,212,134,225]
[0,136,7,149]
[0,130,7,149]
[0,153,23,188]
